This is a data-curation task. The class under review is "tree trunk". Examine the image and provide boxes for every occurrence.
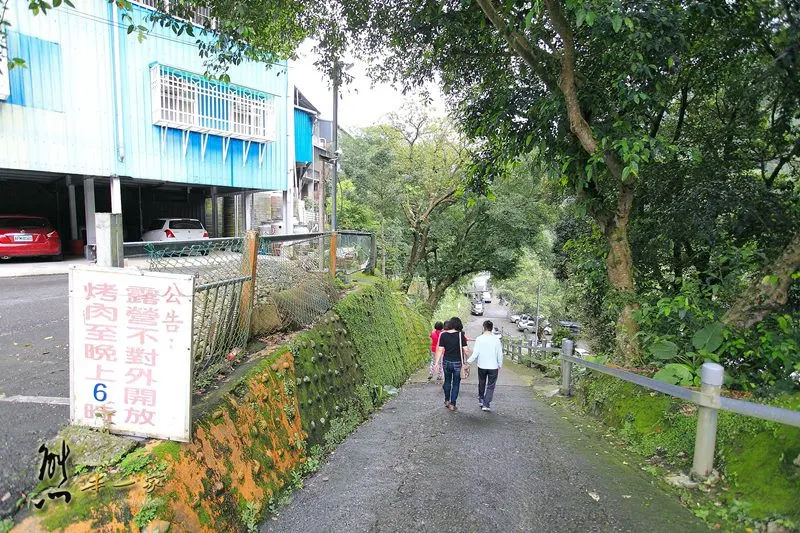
[401,223,424,292]
[428,277,456,311]
[603,184,640,366]
[723,232,800,329]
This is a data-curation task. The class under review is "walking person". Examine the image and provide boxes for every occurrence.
[467,320,503,412]
[428,321,444,382]
[433,317,470,412]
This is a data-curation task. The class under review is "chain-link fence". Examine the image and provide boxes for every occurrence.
[335,230,375,275]
[124,231,374,389]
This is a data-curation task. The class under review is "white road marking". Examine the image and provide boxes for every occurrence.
[0,395,69,405]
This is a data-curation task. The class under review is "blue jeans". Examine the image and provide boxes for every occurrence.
[442,360,462,405]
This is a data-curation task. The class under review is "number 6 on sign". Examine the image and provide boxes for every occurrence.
[93,383,107,402]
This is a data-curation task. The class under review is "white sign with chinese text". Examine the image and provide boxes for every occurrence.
[69,266,194,441]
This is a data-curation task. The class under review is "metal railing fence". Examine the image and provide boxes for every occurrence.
[122,230,374,388]
[526,338,800,480]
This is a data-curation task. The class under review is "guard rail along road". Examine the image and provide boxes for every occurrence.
[501,336,800,480]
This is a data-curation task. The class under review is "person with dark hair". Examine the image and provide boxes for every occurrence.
[434,316,470,411]
[467,319,504,412]
[428,321,445,382]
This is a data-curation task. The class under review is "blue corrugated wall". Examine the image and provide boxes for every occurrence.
[0,0,289,191]
[6,31,63,111]
[294,109,313,163]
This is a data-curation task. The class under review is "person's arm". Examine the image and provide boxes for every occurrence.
[496,338,504,369]
[434,335,445,367]
[461,332,472,359]
[466,337,479,364]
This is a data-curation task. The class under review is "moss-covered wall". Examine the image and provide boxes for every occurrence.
[14,281,429,533]
[576,374,800,523]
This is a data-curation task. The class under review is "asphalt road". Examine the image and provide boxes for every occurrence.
[264,302,708,533]
[0,274,70,515]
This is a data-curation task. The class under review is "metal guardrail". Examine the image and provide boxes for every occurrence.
[555,340,800,479]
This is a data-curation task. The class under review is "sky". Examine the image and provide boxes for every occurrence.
[289,40,444,131]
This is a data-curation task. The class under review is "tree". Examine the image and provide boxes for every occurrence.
[340,109,551,309]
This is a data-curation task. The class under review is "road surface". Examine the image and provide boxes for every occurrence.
[0,274,70,515]
[263,301,708,532]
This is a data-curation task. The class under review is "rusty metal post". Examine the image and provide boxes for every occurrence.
[238,230,259,333]
[329,231,338,276]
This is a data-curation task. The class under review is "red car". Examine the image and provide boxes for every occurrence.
[0,216,62,260]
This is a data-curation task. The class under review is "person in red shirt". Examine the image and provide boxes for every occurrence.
[428,321,444,382]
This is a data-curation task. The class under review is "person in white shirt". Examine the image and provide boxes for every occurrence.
[466,320,503,412]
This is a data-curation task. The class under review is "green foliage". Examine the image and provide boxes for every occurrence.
[431,287,471,325]
[577,373,800,522]
[653,363,695,386]
[0,518,13,533]
[118,447,153,477]
[241,501,261,533]
[133,497,167,529]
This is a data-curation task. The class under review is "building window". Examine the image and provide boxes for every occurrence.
[150,64,276,142]
[161,75,197,126]
[131,0,217,29]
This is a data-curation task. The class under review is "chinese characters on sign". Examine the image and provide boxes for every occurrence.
[69,267,194,441]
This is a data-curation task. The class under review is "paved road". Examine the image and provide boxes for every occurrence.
[0,275,70,515]
[264,302,708,533]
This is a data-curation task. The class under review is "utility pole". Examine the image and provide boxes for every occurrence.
[534,281,541,346]
[331,60,339,231]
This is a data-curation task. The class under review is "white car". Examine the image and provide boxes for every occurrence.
[482,291,491,302]
[142,218,209,242]
[471,302,484,315]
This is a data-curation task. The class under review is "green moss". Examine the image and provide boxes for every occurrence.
[577,373,800,522]
[134,496,168,529]
[151,441,182,462]
[197,505,212,526]
[118,447,153,477]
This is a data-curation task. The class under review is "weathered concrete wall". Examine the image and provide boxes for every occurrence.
[13,281,429,532]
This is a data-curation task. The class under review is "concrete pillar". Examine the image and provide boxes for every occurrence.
[95,213,123,268]
[211,186,218,238]
[110,175,122,214]
[83,177,96,259]
[67,177,78,241]
[244,192,253,231]
[282,190,290,235]
[692,362,724,479]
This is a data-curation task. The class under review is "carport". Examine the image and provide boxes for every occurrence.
[0,169,258,257]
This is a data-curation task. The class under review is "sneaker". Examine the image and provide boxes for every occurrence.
[449,404,457,412]
[478,399,484,407]
[481,406,491,412]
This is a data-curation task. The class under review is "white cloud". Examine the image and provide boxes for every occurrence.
[289,39,443,130]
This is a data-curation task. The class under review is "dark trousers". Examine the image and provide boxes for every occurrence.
[442,360,462,405]
[478,368,499,407]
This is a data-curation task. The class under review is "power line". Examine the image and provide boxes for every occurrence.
[18,4,293,72]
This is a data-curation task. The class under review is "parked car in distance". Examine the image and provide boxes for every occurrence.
[0,215,62,260]
[471,302,484,316]
[517,318,536,333]
[492,327,502,340]
[482,291,491,303]
[514,313,533,325]
[558,321,581,335]
[142,218,209,242]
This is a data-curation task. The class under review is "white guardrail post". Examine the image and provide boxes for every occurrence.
[692,362,724,479]
[560,339,574,396]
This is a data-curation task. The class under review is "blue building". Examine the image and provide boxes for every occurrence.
[0,0,299,250]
